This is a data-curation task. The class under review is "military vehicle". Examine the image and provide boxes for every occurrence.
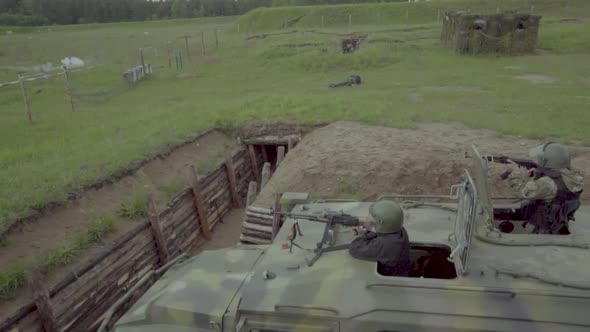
[100,145,590,332]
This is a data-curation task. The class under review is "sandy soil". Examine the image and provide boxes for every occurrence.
[0,130,239,318]
[256,121,590,207]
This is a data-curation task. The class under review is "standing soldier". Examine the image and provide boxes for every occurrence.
[504,143,584,234]
[349,200,411,276]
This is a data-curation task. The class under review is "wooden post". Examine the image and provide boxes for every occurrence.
[62,65,75,112]
[225,153,243,208]
[261,145,269,163]
[201,31,206,56]
[25,268,58,332]
[277,146,285,167]
[287,138,294,152]
[271,193,282,240]
[190,166,212,240]
[237,24,240,33]
[214,28,219,50]
[247,145,261,184]
[406,9,409,21]
[179,50,183,70]
[18,74,32,123]
[183,35,191,62]
[146,194,170,266]
[348,14,352,27]
[261,162,271,189]
[167,42,172,68]
[246,181,258,207]
[139,48,145,71]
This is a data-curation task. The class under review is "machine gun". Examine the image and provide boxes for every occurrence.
[466,151,538,180]
[483,155,538,180]
[274,211,365,266]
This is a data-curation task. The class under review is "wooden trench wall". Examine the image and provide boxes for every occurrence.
[0,146,267,332]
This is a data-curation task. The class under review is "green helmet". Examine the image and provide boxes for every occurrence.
[528,143,571,169]
[370,200,404,234]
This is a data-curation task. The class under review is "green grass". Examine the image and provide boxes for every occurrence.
[0,215,116,299]
[1,0,590,226]
[237,0,590,32]
[117,188,149,219]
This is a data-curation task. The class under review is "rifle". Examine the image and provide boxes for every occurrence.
[483,155,538,180]
[274,211,364,266]
[329,74,362,88]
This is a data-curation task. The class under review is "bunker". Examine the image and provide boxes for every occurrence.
[441,11,542,55]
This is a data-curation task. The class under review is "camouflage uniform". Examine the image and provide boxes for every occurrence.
[349,228,411,276]
[508,167,584,234]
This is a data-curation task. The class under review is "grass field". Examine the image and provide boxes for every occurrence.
[1,0,590,226]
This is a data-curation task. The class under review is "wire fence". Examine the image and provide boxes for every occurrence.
[0,0,583,124]
[0,25,238,124]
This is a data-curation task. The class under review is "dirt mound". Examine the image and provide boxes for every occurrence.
[256,121,590,207]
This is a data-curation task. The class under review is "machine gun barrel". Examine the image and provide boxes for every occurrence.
[274,211,362,226]
[329,80,352,88]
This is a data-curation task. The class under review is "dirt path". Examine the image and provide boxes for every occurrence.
[0,130,239,317]
[256,121,590,207]
[191,208,245,254]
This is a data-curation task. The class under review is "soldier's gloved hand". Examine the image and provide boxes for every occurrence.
[352,226,368,236]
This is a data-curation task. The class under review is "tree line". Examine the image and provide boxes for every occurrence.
[0,0,406,26]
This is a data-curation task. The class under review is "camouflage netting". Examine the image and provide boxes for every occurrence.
[441,11,541,55]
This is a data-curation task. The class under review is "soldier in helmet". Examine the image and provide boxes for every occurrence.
[349,200,411,276]
[505,143,584,234]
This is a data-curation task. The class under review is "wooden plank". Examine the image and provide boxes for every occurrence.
[225,153,243,208]
[247,145,261,184]
[241,228,273,240]
[62,256,158,332]
[161,197,196,230]
[242,221,273,233]
[245,210,274,220]
[57,251,157,328]
[0,301,36,332]
[52,233,156,315]
[272,193,282,240]
[261,162,271,189]
[277,146,286,167]
[244,216,273,226]
[60,255,157,331]
[190,165,212,240]
[242,135,299,145]
[247,206,272,214]
[6,309,44,332]
[240,234,271,244]
[246,181,258,207]
[25,268,58,332]
[147,194,170,266]
[49,221,149,297]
